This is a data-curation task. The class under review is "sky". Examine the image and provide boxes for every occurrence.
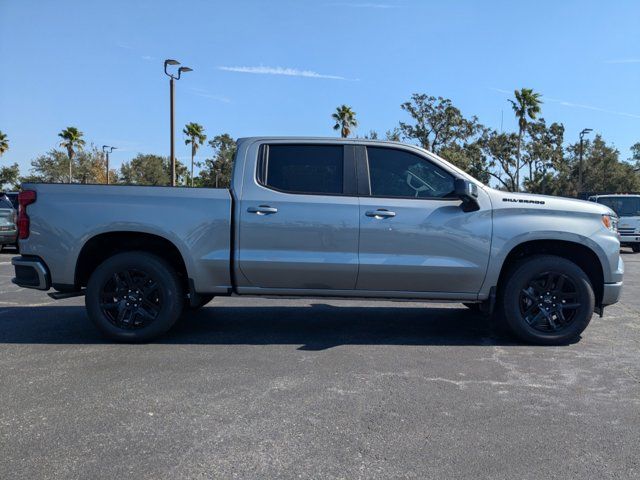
[1,0,639,176]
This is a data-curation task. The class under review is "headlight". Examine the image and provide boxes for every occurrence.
[602,214,618,233]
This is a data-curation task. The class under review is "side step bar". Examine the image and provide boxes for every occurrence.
[48,290,86,300]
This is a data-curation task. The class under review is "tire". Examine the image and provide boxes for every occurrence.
[185,294,214,311]
[500,255,595,345]
[85,251,184,342]
[0,245,4,253]
[632,244,640,253]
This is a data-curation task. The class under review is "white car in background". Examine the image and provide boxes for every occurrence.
[0,195,17,252]
[590,194,640,253]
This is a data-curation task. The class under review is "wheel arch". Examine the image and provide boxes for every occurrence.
[75,231,190,292]
[493,239,604,306]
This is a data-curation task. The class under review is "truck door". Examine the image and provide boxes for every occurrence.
[236,143,359,292]
[355,145,492,294]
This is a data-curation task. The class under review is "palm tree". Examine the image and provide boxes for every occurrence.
[0,131,8,157]
[332,105,358,138]
[509,88,542,191]
[183,122,207,187]
[58,127,86,183]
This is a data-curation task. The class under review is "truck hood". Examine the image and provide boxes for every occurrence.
[485,188,615,216]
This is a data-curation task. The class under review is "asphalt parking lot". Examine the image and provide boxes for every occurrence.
[1,248,639,479]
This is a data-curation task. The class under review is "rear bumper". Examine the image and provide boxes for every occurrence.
[0,232,17,244]
[12,256,50,290]
[602,281,623,306]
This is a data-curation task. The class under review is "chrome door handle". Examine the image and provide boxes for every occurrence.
[247,205,278,215]
[365,209,396,218]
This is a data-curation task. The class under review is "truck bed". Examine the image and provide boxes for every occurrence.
[19,183,233,293]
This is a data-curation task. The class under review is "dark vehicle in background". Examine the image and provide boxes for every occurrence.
[4,192,19,210]
[589,194,640,253]
[0,195,17,252]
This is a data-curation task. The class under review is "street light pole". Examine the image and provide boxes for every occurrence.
[170,75,175,186]
[102,145,116,184]
[164,59,193,187]
[578,128,593,195]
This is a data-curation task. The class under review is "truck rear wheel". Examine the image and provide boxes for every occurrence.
[85,252,184,342]
[500,255,595,345]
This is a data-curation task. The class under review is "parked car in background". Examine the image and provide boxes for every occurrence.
[4,192,19,210]
[589,194,640,253]
[12,138,623,345]
[0,195,17,252]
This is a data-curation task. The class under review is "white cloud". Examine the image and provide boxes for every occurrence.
[190,88,231,103]
[141,55,154,61]
[605,58,640,64]
[490,88,640,120]
[218,65,355,81]
[546,97,640,119]
[326,2,400,7]
[489,87,512,95]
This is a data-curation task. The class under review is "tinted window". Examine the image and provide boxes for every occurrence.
[597,197,640,216]
[0,197,13,209]
[366,147,454,198]
[265,145,343,194]
[6,194,18,210]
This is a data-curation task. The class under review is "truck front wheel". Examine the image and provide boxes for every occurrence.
[632,244,640,253]
[85,252,184,342]
[501,255,595,345]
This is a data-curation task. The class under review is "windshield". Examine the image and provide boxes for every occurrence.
[596,196,640,217]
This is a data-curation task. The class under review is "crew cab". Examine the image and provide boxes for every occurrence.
[12,138,624,344]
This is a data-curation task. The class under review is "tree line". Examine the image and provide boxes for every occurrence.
[0,128,237,189]
[2,87,640,196]
[331,90,640,196]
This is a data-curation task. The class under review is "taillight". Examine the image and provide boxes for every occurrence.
[17,190,36,240]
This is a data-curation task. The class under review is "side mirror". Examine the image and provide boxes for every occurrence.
[454,178,480,212]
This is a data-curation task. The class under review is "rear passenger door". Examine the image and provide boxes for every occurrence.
[356,145,492,294]
[237,143,360,292]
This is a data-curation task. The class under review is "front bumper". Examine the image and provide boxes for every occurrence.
[602,281,623,306]
[12,256,50,290]
[620,235,640,245]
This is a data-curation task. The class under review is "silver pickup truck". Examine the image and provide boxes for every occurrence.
[12,137,623,345]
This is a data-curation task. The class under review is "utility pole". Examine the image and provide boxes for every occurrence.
[164,59,193,186]
[102,145,116,184]
[578,128,593,195]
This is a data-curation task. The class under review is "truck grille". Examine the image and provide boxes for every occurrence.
[619,228,637,235]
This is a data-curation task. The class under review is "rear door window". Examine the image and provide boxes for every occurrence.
[262,145,344,195]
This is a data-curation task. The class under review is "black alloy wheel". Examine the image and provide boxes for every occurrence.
[86,252,183,342]
[500,255,595,345]
[519,271,580,333]
[100,269,162,329]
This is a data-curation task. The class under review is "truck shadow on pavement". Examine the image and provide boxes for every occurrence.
[0,303,525,348]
